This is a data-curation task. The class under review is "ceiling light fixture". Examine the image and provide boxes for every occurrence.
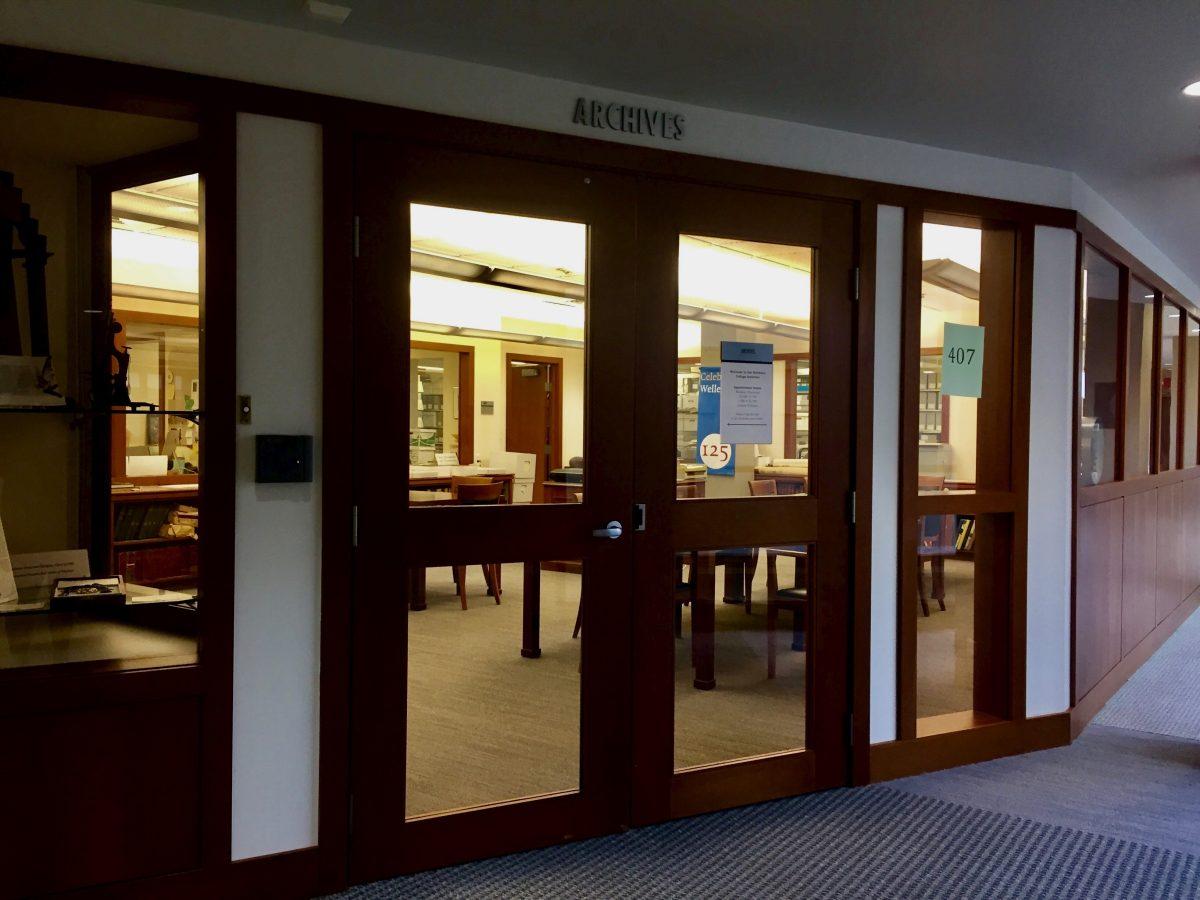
[306,0,351,24]
[1183,80,1200,97]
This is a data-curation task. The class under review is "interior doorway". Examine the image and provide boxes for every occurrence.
[348,137,858,881]
[507,355,562,502]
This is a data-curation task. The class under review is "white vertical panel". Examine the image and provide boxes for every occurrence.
[870,206,904,743]
[1026,226,1076,717]
[232,114,323,858]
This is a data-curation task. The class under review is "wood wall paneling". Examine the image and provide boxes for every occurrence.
[0,697,202,896]
[1074,498,1123,700]
[1183,478,1200,597]
[1121,488,1158,656]
[1156,482,1184,624]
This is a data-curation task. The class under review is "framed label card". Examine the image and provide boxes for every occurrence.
[941,323,985,398]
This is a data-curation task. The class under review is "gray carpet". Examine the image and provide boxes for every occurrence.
[337,787,1200,899]
[1093,607,1200,741]
[336,600,1200,898]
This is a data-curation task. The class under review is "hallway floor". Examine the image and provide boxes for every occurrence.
[336,609,1200,899]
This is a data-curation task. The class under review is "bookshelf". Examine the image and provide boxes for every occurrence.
[677,364,699,462]
[919,352,946,443]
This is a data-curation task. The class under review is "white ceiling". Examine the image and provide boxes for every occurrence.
[146,0,1200,287]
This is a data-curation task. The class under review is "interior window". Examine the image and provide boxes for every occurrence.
[676,236,813,499]
[1125,280,1155,478]
[1077,247,1121,486]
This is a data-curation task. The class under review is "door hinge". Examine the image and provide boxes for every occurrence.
[353,215,361,258]
[352,505,359,548]
[633,502,647,532]
[852,266,860,302]
[846,712,855,743]
[348,794,354,835]
[847,490,856,525]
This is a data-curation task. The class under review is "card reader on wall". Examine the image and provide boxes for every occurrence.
[255,434,314,483]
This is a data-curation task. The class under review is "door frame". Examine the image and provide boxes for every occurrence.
[629,176,859,824]
[347,137,640,883]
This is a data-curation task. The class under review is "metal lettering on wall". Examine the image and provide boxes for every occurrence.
[572,98,685,141]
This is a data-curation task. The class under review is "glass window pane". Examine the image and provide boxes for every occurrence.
[406,559,581,817]
[1186,317,1199,468]
[676,237,813,499]
[1161,303,1182,471]
[915,513,1010,722]
[1078,247,1120,486]
[408,204,586,505]
[919,222,985,491]
[673,544,811,769]
[1,172,201,672]
[1125,281,1155,478]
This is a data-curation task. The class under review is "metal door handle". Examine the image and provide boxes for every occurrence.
[592,520,623,540]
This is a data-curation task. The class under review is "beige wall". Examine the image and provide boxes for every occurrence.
[412,331,584,466]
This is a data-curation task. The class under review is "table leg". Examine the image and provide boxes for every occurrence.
[521,560,541,659]
[409,566,427,611]
[692,551,716,690]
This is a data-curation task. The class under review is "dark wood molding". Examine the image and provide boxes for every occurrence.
[869,712,1070,782]
[66,848,320,900]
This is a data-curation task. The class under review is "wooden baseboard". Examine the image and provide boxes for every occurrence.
[868,712,1070,783]
[67,847,322,900]
[1071,590,1200,738]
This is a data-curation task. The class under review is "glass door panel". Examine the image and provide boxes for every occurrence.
[350,141,636,882]
[632,179,854,824]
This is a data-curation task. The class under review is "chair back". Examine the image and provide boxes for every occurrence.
[450,474,494,499]
[918,474,946,492]
[749,479,778,496]
[456,481,504,505]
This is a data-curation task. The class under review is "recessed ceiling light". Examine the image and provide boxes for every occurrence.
[306,0,351,24]
[1183,80,1200,97]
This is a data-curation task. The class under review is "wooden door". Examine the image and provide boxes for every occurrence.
[630,178,857,822]
[350,139,638,881]
[506,355,561,501]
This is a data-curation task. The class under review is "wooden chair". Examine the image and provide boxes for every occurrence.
[916,475,952,617]
[917,514,957,616]
[749,478,778,496]
[451,480,505,609]
[766,547,810,678]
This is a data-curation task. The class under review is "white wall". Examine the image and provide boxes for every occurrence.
[870,207,904,744]
[232,114,323,859]
[1026,227,1077,717]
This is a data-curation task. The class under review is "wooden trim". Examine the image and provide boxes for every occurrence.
[1069,233,1084,706]
[1078,464,1200,506]
[1151,293,1164,472]
[1115,265,1130,482]
[316,124,353,895]
[196,106,238,872]
[1070,588,1200,738]
[869,712,1070,782]
[68,847,320,900]
[896,207,924,741]
[913,490,1018,515]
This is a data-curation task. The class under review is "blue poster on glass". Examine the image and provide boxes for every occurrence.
[697,366,735,476]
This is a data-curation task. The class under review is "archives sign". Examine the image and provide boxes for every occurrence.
[572,98,685,140]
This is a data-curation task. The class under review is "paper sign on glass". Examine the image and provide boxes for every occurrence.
[941,323,985,398]
[719,361,774,444]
